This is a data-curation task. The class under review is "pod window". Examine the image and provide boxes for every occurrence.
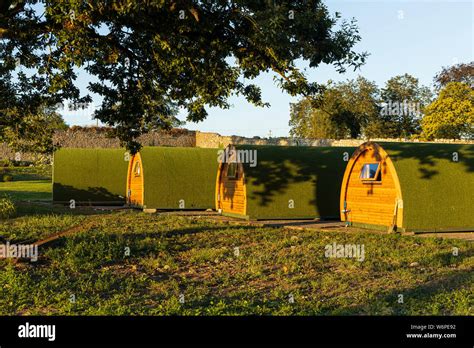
[133,162,141,177]
[360,163,381,181]
[226,163,238,179]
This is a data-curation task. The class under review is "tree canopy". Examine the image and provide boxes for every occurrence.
[421,82,474,140]
[434,62,474,91]
[379,74,433,137]
[0,0,367,152]
[289,75,433,139]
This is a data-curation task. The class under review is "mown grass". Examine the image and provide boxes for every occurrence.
[0,211,472,315]
[0,166,51,202]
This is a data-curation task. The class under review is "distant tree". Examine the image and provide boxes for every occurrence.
[1,108,68,156]
[421,82,474,140]
[434,62,474,90]
[380,74,433,138]
[334,77,381,138]
[289,76,381,139]
[289,97,338,138]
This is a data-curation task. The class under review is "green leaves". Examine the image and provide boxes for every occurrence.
[421,82,474,140]
[434,62,474,91]
[290,74,437,140]
[380,74,433,138]
[289,76,380,139]
[1,0,367,150]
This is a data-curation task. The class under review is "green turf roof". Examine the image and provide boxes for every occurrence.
[53,148,129,204]
[233,145,355,220]
[375,142,474,232]
[140,147,219,209]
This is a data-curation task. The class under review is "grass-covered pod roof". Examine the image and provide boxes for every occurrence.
[374,142,474,232]
[53,148,129,204]
[139,146,219,209]
[233,145,355,220]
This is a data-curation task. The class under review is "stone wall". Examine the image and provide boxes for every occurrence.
[1,127,472,163]
[53,127,196,148]
[194,131,474,148]
[0,143,42,163]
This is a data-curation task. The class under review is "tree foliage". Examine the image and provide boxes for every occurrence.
[290,76,381,139]
[421,82,474,140]
[380,74,433,137]
[289,97,337,138]
[1,108,68,155]
[289,74,437,139]
[434,62,474,91]
[0,0,367,152]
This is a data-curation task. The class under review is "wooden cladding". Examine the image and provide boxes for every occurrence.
[216,162,246,216]
[127,153,144,206]
[340,143,403,229]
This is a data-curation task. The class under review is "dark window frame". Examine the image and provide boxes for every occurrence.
[226,162,238,180]
[360,162,382,182]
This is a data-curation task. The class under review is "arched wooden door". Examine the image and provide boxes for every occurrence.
[340,143,403,229]
[216,160,246,216]
[127,153,144,206]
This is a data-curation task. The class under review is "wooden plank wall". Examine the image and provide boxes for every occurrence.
[217,163,246,215]
[128,154,144,206]
[344,148,398,226]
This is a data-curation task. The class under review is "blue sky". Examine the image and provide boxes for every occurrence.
[60,0,473,137]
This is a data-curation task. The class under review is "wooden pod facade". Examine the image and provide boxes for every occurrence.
[53,148,129,205]
[216,145,354,220]
[127,147,219,210]
[340,142,474,232]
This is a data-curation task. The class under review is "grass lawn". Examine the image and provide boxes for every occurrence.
[0,210,472,315]
[0,165,472,315]
[0,166,51,202]
[0,180,51,201]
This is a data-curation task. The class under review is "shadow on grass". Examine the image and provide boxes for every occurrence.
[3,190,51,202]
[118,226,225,239]
[52,184,125,205]
[335,248,474,315]
[15,201,119,217]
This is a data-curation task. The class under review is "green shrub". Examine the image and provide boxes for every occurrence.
[2,174,13,182]
[0,195,16,219]
[0,159,12,167]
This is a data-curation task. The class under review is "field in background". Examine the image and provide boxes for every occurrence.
[0,165,472,315]
[0,166,51,202]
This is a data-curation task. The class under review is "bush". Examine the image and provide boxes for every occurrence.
[0,195,16,219]
[0,159,12,167]
[0,168,11,181]
[2,174,13,182]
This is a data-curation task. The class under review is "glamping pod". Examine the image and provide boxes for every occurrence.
[340,142,474,232]
[127,147,219,209]
[216,145,355,220]
[53,148,129,205]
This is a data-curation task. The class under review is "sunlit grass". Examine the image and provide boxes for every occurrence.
[0,211,472,316]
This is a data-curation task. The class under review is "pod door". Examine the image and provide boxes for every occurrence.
[341,143,402,229]
[127,153,144,206]
[216,161,246,216]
